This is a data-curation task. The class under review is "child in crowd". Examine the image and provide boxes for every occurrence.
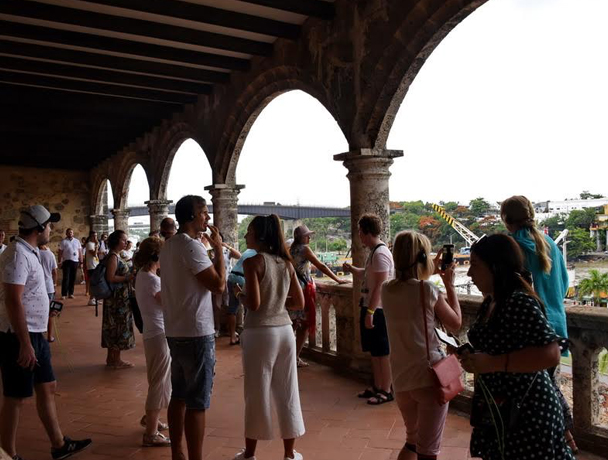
[381,231,461,460]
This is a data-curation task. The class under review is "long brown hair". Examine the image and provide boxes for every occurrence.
[249,215,292,262]
[133,237,163,271]
[501,195,552,273]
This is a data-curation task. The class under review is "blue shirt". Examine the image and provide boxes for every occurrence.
[511,229,569,341]
[227,249,257,287]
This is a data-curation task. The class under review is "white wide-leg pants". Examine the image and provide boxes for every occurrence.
[241,324,306,440]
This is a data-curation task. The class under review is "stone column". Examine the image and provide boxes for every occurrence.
[146,199,172,233]
[334,148,403,267]
[204,184,244,247]
[89,214,108,235]
[111,209,130,234]
[333,148,403,372]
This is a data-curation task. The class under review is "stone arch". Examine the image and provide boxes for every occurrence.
[215,67,343,185]
[113,151,153,210]
[151,121,206,201]
[356,0,488,151]
[90,175,114,216]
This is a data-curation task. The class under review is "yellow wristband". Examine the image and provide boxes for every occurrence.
[366,308,375,315]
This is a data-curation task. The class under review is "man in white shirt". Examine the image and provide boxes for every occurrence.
[0,229,7,255]
[58,228,82,299]
[343,213,394,405]
[160,195,225,460]
[0,205,92,459]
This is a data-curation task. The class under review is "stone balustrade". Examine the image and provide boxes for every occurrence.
[303,282,608,457]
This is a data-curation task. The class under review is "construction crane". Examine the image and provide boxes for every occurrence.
[430,204,481,247]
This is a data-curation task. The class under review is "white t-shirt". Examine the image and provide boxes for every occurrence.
[382,279,443,392]
[0,238,50,333]
[59,237,81,263]
[362,244,394,309]
[135,270,165,340]
[160,233,214,338]
[85,241,99,270]
[39,248,58,294]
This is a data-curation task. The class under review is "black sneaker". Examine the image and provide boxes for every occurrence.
[51,437,92,460]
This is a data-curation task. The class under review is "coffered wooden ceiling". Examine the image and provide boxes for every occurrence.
[0,0,334,169]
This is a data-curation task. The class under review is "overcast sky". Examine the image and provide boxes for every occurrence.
[127,0,608,209]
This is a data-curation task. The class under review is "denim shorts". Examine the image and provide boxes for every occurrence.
[166,334,215,410]
[226,280,241,315]
[0,332,56,398]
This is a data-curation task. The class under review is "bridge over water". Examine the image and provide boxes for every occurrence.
[123,203,351,220]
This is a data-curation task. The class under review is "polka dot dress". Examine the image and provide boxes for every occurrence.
[467,291,575,460]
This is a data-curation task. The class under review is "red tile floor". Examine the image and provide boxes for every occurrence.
[2,286,603,460]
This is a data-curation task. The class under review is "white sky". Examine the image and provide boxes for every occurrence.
[126,0,608,209]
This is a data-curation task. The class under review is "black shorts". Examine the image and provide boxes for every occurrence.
[359,307,390,357]
[0,332,56,398]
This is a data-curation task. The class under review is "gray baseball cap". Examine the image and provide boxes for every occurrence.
[18,205,61,230]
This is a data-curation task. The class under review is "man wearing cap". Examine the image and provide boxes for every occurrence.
[58,228,82,300]
[0,205,92,460]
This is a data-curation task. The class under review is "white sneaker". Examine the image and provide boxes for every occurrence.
[234,449,256,460]
[285,451,303,460]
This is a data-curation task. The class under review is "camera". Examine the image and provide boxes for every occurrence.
[441,244,454,270]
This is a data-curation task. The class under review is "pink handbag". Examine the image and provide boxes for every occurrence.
[420,281,464,405]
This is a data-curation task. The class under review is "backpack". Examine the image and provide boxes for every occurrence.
[89,256,114,300]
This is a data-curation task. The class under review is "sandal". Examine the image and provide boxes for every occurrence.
[230,335,240,346]
[297,358,309,368]
[565,431,579,454]
[357,386,378,399]
[367,389,394,405]
[140,415,169,431]
[110,361,134,370]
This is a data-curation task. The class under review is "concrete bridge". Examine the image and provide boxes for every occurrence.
[123,203,351,220]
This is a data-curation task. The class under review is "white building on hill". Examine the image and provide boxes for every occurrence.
[534,198,608,219]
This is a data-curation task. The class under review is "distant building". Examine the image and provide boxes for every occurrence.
[534,198,608,219]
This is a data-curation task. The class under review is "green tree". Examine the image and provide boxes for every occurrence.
[540,214,566,237]
[469,197,491,216]
[577,269,608,305]
[580,191,605,200]
[567,227,595,258]
[565,208,597,230]
[390,212,420,240]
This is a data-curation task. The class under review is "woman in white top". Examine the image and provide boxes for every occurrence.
[134,237,171,448]
[234,215,305,460]
[381,231,461,460]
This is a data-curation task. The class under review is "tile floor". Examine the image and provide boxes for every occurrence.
[2,287,603,460]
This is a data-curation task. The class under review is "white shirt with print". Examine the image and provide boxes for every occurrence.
[39,248,58,294]
[0,238,50,333]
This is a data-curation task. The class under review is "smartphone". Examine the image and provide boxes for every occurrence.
[49,300,63,313]
[442,244,454,270]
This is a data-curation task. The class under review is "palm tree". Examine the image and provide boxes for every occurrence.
[578,269,608,306]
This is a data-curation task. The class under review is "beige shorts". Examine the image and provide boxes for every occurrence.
[143,334,172,411]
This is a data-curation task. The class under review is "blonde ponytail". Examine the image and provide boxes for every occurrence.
[529,226,552,273]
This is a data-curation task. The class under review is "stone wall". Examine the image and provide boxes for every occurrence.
[0,165,92,254]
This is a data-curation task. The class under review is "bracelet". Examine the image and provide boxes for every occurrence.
[504,353,510,372]
[366,308,375,315]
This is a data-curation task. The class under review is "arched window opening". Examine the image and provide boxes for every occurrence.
[125,164,150,241]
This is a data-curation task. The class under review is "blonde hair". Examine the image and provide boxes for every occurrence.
[392,231,435,280]
[500,195,552,273]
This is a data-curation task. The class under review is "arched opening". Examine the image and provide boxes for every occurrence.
[165,138,213,217]
[385,0,608,288]
[95,179,115,233]
[125,164,150,240]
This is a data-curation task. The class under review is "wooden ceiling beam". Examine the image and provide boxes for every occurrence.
[0,55,213,94]
[238,0,335,20]
[0,40,230,83]
[0,1,273,56]
[0,70,199,104]
[0,21,250,71]
[84,0,300,39]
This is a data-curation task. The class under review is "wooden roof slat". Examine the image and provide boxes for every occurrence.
[0,21,251,71]
[0,0,273,56]
[0,55,213,94]
[0,69,200,104]
[0,40,230,83]
[238,0,335,20]
[83,0,300,39]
